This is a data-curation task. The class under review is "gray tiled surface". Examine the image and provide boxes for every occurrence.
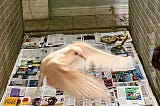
[129,0,160,104]
[0,0,24,100]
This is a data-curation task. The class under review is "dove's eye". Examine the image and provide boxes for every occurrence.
[75,52,78,55]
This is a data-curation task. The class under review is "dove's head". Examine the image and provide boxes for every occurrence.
[66,46,86,61]
[54,45,86,67]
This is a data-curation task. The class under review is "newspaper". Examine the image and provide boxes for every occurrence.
[1,31,158,106]
[117,86,145,105]
[94,31,132,44]
[46,34,64,46]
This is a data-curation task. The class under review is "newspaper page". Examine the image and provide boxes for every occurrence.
[117,86,145,105]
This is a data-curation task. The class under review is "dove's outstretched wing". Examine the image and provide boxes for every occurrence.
[69,42,136,71]
[38,46,75,90]
[45,61,111,99]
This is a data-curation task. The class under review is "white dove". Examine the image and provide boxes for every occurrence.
[37,45,111,99]
[37,42,135,99]
[67,42,136,71]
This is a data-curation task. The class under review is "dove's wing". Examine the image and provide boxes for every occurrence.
[38,46,72,87]
[45,61,111,99]
[69,42,135,71]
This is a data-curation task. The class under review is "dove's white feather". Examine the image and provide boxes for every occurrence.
[46,61,111,99]
[68,42,136,71]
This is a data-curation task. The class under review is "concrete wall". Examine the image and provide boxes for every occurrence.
[0,0,24,99]
[22,0,129,33]
[49,2,128,17]
[22,0,48,20]
[129,0,160,104]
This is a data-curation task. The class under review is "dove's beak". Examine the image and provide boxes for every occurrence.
[79,54,86,61]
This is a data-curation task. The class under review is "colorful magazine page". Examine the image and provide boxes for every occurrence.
[115,73,131,82]
[112,74,117,82]
[12,74,29,79]
[9,79,28,87]
[10,88,20,97]
[26,67,39,76]
[56,89,64,95]
[16,67,28,75]
[5,87,25,97]
[3,97,19,106]
[125,44,135,57]
[101,70,112,79]
[125,87,142,100]
[28,80,39,87]
[55,95,65,105]
[32,63,41,67]
[41,96,58,106]
[132,65,144,80]
[19,97,31,105]
[128,65,144,80]
[27,60,32,66]
[117,86,145,105]
[110,46,128,56]
[31,61,41,67]
[102,78,113,88]
[127,82,139,86]
[32,98,41,106]
[20,60,28,67]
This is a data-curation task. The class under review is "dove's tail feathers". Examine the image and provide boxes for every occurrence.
[46,63,112,99]
[85,53,136,72]
[115,56,136,71]
[121,56,136,71]
[101,55,136,71]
